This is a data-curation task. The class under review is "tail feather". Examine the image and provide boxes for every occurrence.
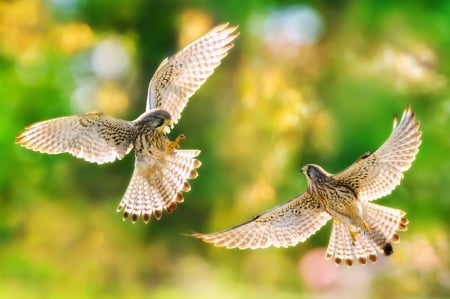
[326,222,378,266]
[326,202,407,266]
[117,149,201,223]
[363,202,408,253]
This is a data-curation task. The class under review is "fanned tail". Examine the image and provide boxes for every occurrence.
[117,149,201,223]
[326,202,408,266]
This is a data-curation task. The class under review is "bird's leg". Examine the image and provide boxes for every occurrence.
[360,218,372,232]
[164,134,186,156]
[349,218,372,245]
[348,227,359,245]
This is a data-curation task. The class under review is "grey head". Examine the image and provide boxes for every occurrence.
[301,164,331,184]
[134,109,172,132]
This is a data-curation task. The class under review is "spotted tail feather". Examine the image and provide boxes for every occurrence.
[326,202,408,266]
[117,149,201,223]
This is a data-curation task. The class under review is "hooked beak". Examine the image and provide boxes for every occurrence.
[158,118,173,134]
[163,119,172,133]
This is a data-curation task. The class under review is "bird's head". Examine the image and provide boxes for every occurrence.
[301,164,331,183]
[134,109,172,132]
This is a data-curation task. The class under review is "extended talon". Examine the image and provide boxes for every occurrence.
[347,228,359,245]
[349,219,372,245]
[164,134,186,156]
[361,218,372,232]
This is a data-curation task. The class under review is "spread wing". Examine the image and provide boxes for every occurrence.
[192,192,331,249]
[16,112,135,164]
[146,22,239,124]
[334,106,422,201]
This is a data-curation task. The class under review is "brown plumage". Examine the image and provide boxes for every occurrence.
[193,106,421,266]
[16,23,239,223]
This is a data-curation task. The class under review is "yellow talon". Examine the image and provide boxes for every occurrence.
[349,229,358,245]
[361,219,372,232]
[348,219,372,246]
[164,134,186,156]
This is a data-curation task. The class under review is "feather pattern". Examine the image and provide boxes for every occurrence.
[117,149,201,223]
[16,23,238,222]
[147,23,239,125]
[194,106,421,266]
[16,112,135,164]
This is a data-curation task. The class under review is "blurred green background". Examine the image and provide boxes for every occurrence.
[1,0,449,298]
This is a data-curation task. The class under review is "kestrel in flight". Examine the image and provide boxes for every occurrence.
[193,106,421,266]
[16,23,239,223]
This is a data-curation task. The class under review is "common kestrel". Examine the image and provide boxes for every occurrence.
[193,106,421,266]
[16,23,239,223]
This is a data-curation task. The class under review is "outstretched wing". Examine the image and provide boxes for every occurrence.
[334,106,422,201]
[192,193,331,249]
[16,112,135,164]
[147,23,239,124]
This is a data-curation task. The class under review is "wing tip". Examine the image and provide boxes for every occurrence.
[400,104,418,124]
[214,22,230,31]
[392,113,399,129]
[393,105,422,140]
[15,132,26,145]
[215,22,240,33]
[190,231,205,239]
[15,123,42,146]
[190,231,220,246]
[213,22,240,47]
